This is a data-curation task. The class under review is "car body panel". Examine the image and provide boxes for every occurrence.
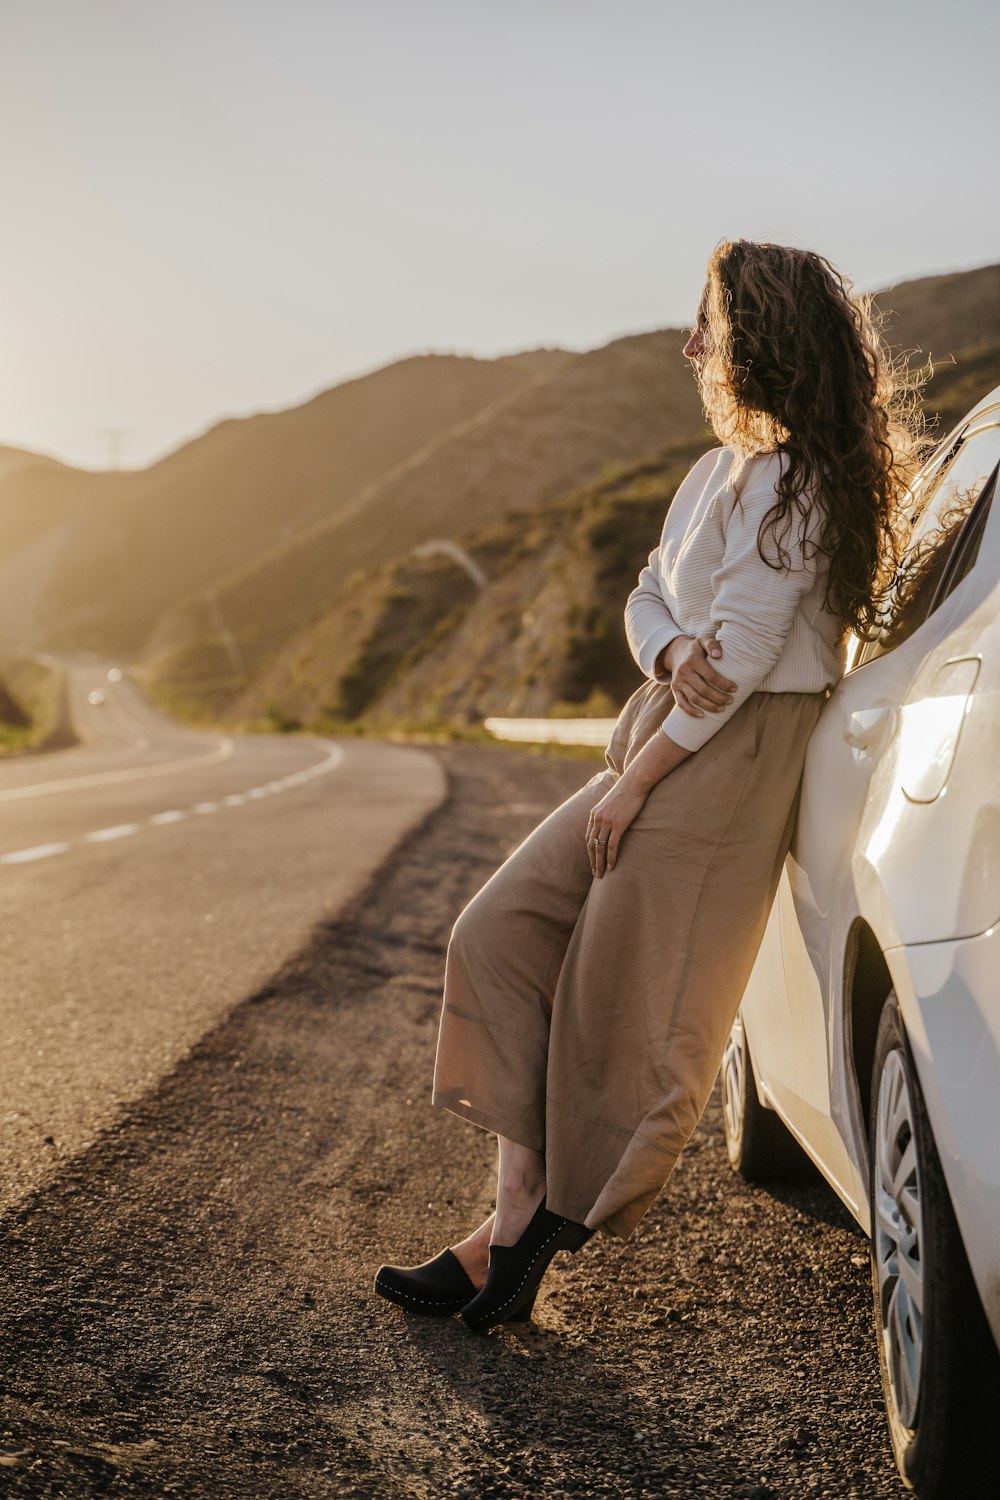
[886,930,1000,1348]
[737,388,1000,1353]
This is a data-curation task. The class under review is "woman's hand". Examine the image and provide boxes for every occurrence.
[586,780,649,878]
[666,634,738,718]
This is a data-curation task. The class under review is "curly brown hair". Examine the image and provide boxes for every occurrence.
[691,238,934,640]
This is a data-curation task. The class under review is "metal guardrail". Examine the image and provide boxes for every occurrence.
[484,716,618,747]
[413,540,488,588]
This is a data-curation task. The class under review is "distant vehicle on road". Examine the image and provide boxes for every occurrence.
[721,383,1000,1496]
[87,690,105,706]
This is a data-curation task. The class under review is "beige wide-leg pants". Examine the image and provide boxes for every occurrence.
[431,677,827,1241]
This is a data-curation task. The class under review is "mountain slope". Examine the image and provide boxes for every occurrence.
[0,349,565,656]
[874,261,1000,362]
[142,328,1000,737]
[141,326,709,695]
[3,260,998,704]
[139,263,1000,721]
[136,431,716,729]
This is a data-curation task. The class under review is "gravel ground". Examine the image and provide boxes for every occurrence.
[0,742,908,1498]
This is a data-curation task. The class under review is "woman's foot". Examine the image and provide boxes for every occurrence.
[491,1138,548,1247]
[449,1170,548,1288]
[461,1193,594,1333]
[448,1210,495,1291]
[376,1210,541,1318]
[373,1245,481,1316]
[491,1171,547,1247]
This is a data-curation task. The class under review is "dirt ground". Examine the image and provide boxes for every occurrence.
[0,742,907,1499]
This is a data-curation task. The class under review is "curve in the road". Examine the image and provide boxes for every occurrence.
[0,735,236,803]
[1,741,345,864]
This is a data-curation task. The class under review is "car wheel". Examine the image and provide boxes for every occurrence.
[721,1010,805,1181]
[868,992,1000,1495]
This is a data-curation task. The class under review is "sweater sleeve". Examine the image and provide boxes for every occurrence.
[660,457,824,752]
[624,547,687,682]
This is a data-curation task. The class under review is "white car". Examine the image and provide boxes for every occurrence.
[720,383,1000,1497]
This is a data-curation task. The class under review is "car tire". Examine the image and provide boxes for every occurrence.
[720,1010,806,1182]
[868,991,1000,1496]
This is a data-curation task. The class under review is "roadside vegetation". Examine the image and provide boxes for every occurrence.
[0,655,67,757]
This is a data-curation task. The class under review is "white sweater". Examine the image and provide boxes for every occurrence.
[624,444,847,752]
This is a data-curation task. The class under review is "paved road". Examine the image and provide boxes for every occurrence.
[0,737,908,1498]
[0,653,445,1212]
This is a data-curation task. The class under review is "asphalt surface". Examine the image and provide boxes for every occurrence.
[0,653,445,1212]
[0,716,909,1498]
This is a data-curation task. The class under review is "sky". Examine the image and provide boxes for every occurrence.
[1,0,997,472]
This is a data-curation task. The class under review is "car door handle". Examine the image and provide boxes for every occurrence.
[844,703,898,755]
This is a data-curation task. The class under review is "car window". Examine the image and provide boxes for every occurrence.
[855,422,1000,667]
[930,458,999,605]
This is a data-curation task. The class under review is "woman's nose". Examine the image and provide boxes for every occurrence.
[683,328,702,359]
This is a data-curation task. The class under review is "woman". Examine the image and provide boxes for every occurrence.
[375,238,927,1333]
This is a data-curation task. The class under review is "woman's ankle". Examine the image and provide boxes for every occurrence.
[491,1136,547,1245]
[450,1215,493,1288]
[491,1178,546,1246]
[496,1167,546,1200]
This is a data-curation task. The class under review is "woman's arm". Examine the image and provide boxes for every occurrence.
[588,461,823,876]
[624,548,687,682]
[659,458,825,752]
[586,727,693,877]
[625,445,733,683]
[587,631,740,876]
[626,553,740,707]
[659,633,737,716]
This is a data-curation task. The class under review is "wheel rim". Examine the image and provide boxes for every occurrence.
[721,1013,745,1146]
[873,1047,925,1430]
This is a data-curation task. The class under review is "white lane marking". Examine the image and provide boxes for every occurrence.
[96,734,151,760]
[1,740,345,864]
[0,842,71,864]
[0,738,235,803]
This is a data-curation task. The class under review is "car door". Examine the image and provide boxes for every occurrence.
[775,410,1000,1216]
[738,426,965,1142]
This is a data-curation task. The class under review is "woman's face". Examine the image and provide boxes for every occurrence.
[683,296,709,361]
[682,323,704,360]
